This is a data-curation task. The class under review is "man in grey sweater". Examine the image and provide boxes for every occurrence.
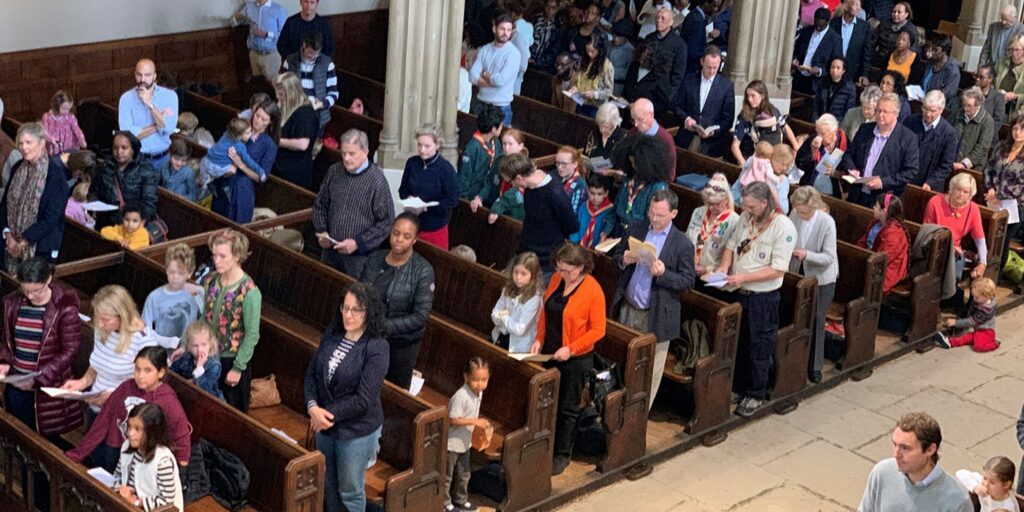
[859,412,972,512]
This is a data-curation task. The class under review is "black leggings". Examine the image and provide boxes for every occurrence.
[385,341,422,390]
[219,358,253,413]
[548,353,594,457]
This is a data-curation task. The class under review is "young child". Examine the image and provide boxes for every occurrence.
[65,180,96,229]
[491,252,543,352]
[460,105,504,211]
[142,243,204,339]
[445,357,490,512]
[771,144,796,214]
[553,146,588,215]
[451,244,477,263]
[938,277,998,352]
[571,174,615,248]
[956,456,1020,512]
[114,403,184,511]
[100,203,149,250]
[733,140,779,203]
[41,90,87,156]
[160,139,197,202]
[176,112,215,148]
[199,117,267,189]
[489,155,528,223]
[170,321,223,400]
[858,194,909,295]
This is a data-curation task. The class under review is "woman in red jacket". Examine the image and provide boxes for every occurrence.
[857,193,909,295]
[531,243,606,476]
[0,257,83,440]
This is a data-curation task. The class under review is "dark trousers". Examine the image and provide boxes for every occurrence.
[547,353,593,457]
[385,341,421,390]
[322,249,369,280]
[732,290,780,400]
[1001,219,1020,276]
[219,358,253,413]
[846,186,879,208]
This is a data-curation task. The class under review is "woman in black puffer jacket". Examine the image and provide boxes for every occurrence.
[360,212,435,389]
[92,131,159,228]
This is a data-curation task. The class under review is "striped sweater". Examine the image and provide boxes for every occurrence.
[114,443,183,511]
[313,162,395,255]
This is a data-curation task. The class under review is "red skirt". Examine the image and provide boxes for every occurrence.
[418,226,449,249]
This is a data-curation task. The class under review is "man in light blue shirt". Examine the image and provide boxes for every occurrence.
[233,0,287,78]
[118,59,178,170]
[469,13,521,126]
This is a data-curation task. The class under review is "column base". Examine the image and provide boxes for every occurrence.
[954,37,983,72]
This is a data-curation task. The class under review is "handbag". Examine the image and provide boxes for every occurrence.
[249,374,281,409]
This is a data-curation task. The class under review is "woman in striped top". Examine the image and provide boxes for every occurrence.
[60,285,180,423]
[115,403,184,511]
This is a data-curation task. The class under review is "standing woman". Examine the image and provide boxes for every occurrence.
[553,146,589,215]
[202,229,262,412]
[995,35,1024,120]
[0,257,83,440]
[570,35,615,118]
[716,182,797,417]
[0,123,69,272]
[531,243,606,476]
[305,282,389,512]
[813,57,858,122]
[360,213,434,389]
[985,115,1024,273]
[215,100,281,223]
[788,187,838,384]
[273,72,320,190]
[685,173,741,280]
[398,124,460,249]
[730,81,800,166]
[878,71,912,124]
[92,131,159,229]
[795,113,848,198]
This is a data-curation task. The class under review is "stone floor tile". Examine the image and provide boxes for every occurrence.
[563,471,698,512]
[879,388,1013,447]
[963,375,1024,419]
[762,440,876,508]
[718,416,818,465]
[883,350,1002,395]
[650,446,785,510]
[729,483,852,512]
[774,394,895,449]
[968,425,1022,463]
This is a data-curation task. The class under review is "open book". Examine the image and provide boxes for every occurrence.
[562,90,586,106]
[695,124,721,138]
[594,237,621,254]
[628,237,658,265]
[815,148,844,176]
[841,175,874,184]
[509,353,552,363]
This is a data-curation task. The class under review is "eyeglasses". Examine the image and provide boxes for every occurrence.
[341,306,366,315]
[556,264,581,274]
[20,284,47,297]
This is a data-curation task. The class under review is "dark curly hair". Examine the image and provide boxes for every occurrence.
[327,282,388,339]
[879,70,908,99]
[631,135,672,185]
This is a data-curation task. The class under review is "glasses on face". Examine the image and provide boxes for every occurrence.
[341,306,366,315]
[877,109,897,115]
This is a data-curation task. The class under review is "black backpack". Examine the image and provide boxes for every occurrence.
[575,353,622,457]
[186,438,251,511]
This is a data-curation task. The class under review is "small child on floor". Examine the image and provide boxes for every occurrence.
[956,456,1020,512]
[100,203,149,250]
[445,357,490,512]
[938,277,998,352]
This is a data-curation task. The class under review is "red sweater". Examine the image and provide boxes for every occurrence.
[629,125,677,182]
[66,380,191,464]
[858,219,909,294]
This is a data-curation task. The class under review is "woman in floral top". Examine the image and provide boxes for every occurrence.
[985,115,1024,273]
[202,229,262,412]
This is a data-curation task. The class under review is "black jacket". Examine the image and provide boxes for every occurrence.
[678,6,707,76]
[672,72,735,157]
[92,132,159,226]
[842,121,920,205]
[304,330,389,441]
[813,76,858,121]
[903,113,960,192]
[609,220,695,343]
[873,20,918,68]
[829,16,874,81]
[361,250,435,346]
[0,157,69,262]
[794,26,843,77]
[624,30,687,114]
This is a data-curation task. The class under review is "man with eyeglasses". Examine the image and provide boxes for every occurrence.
[946,64,1006,127]
[842,92,919,207]
[628,98,677,181]
[609,189,694,411]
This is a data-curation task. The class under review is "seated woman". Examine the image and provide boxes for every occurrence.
[857,193,910,295]
[92,131,159,229]
[813,57,858,122]
[305,282,389,512]
[531,243,606,476]
[796,114,848,198]
[584,102,626,163]
[841,86,881,143]
[923,172,988,282]
[885,30,923,85]
[685,173,741,281]
[66,347,191,474]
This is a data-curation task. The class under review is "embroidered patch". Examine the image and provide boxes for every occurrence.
[758,252,766,259]
[786,236,793,242]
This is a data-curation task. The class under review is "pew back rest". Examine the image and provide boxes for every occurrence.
[834,242,886,304]
[157,188,232,239]
[455,111,561,159]
[449,200,522,269]
[674,146,741,185]
[184,92,239,140]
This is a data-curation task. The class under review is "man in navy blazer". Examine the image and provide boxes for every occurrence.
[903,90,959,192]
[842,93,920,207]
[609,188,695,409]
[830,0,874,86]
[792,8,843,95]
[679,0,716,76]
[673,45,735,158]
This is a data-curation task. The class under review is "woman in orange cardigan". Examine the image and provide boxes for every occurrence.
[530,243,606,476]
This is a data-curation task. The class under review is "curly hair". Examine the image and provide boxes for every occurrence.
[327,282,388,339]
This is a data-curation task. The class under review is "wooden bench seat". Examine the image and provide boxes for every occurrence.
[673,146,742,185]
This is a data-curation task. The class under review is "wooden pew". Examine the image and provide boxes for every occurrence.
[54,218,125,278]
[673,146,742,185]
[77,98,119,151]
[0,409,176,511]
[901,184,1007,283]
[520,68,555,105]
[183,91,238,140]
[336,69,386,120]
[509,95,597,148]
[157,188,232,239]
[326,104,383,156]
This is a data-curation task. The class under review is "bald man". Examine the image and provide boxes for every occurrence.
[628,98,677,181]
[980,4,1024,66]
[624,7,687,118]
[118,59,178,169]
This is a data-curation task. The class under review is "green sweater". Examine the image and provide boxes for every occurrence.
[858,459,972,512]
[491,187,525,221]
[459,134,502,206]
[203,272,262,372]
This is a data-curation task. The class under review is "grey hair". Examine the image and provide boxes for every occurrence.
[741,181,779,224]
[949,172,977,197]
[860,85,882,106]
[923,90,946,110]
[878,92,901,114]
[595,102,623,127]
[961,86,984,106]
[414,123,445,146]
[339,129,369,150]
[815,113,839,132]
[16,122,48,143]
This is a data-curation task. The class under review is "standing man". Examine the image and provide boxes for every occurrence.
[903,91,958,192]
[792,8,842,95]
[282,31,339,136]
[673,45,735,157]
[507,153,579,285]
[859,413,972,511]
[679,0,716,77]
[118,59,178,170]
[470,13,522,126]
[233,0,287,79]
[624,8,688,120]
[278,0,335,59]
[610,189,695,409]
[830,0,874,87]
[630,99,677,181]
[842,92,919,207]
[980,4,1024,67]
[313,129,395,278]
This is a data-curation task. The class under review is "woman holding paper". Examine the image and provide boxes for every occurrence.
[984,116,1024,275]
[0,257,83,439]
[995,35,1024,120]
[584,102,626,163]
[398,124,460,249]
[360,213,434,389]
[795,113,848,198]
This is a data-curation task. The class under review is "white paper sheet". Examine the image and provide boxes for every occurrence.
[1001,199,1020,224]
[40,387,103,400]
[906,85,925,101]
[0,371,39,385]
[408,373,425,396]
[401,197,440,210]
[87,467,117,488]
[81,201,120,212]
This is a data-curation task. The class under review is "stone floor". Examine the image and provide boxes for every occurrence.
[558,309,1024,511]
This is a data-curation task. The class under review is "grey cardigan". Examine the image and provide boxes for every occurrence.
[788,209,838,285]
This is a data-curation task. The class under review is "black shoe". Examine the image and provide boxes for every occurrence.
[808,370,822,383]
[552,455,570,475]
[934,332,951,349]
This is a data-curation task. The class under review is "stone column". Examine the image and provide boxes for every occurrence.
[724,0,799,115]
[955,0,1024,70]
[378,0,465,169]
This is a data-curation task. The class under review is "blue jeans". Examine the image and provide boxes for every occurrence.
[499,104,513,126]
[318,427,382,512]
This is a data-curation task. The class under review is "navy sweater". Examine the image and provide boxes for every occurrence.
[304,330,389,441]
[398,154,461,232]
[518,176,579,271]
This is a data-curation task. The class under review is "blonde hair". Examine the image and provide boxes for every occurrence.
[208,229,250,264]
[72,180,90,202]
[226,117,250,140]
[165,242,196,274]
[177,112,199,132]
[451,244,477,263]
[273,72,310,125]
[183,320,219,356]
[754,140,774,159]
[92,285,143,353]
[948,172,978,197]
[504,252,542,303]
[972,276,997,300]
[771,143,794,167]
[790,186,829,213]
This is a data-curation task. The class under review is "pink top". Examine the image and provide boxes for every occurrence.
[64,199,95,229]
[41,111,87,155]
[922,194,985,250]
[740,156,778,188]
[800,0,827,26]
